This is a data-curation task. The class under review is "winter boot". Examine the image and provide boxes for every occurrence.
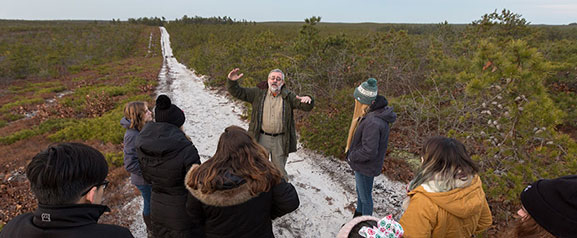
[353,210,362,218]
[143,215,152,236]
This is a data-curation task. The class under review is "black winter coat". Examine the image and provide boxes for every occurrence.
[136,122,202,238]
[347,106,397,177]
[0,204,133,238]
[185,164,300,238]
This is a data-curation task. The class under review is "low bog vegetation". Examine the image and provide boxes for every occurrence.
[0,20,163,230]
[0,21,161,160]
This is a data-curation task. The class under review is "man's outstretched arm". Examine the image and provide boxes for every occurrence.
[226,68,257,102]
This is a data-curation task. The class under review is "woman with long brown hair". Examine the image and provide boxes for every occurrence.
[121,101,153,230]
[399,136,492,237]
[185,125,299,238]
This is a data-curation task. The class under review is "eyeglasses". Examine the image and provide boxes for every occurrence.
[269,76,283,82]
[80,180,110,196]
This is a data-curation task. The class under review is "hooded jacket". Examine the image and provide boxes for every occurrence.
[136,122,202,238]
[227,79,314,155]
[0,204,133,238]
[347,106,397,177]
[399,175,492,238]
[185,164,300,238]
[120,117,147,186]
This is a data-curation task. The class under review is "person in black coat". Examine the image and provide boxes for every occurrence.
[136,95,202,238]
[185,125,300,238]
[0,143,133,238]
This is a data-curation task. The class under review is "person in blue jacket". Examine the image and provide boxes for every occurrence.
[121,101,153,230]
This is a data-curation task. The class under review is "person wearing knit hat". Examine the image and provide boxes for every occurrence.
[506,175,577,238]
[154,94,186,128]
[337,215,404,238]
[346,78,378,153]
[346,88,397,217]
[135,94,202,237]
[354,78,378,105]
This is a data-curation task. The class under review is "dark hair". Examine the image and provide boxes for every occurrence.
[369,95,388,112]
[187,126,282,195]
[349,220,378,238]
[26,143,108,205]
[409,136,479,191]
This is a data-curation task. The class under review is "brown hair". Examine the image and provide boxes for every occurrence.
[124,101,149,131]
[186,126,283,195]
[409,136,479,191]
[502,214,555,238]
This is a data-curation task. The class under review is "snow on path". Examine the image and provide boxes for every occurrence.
[126,27,407,238]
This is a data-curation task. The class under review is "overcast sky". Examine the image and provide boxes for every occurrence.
[1,0,576,25]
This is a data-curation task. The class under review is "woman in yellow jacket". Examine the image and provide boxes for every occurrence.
[400,136,492,238]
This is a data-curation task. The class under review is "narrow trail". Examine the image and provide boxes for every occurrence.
[124,26,407,238]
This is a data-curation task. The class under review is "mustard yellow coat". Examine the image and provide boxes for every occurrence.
[399,175,492,238]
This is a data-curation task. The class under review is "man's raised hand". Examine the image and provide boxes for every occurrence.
[228,68,244,81]
[296,95,312,104]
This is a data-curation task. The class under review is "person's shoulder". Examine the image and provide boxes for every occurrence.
[124,128,139,138]
[0,213,34,235]
[272,179,297,194]
[4,212,33,223]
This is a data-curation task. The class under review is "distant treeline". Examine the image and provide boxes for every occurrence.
[126,15,255,26]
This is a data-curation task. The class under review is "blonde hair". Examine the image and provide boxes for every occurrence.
[345,99,370,153]
[124,101,149,131]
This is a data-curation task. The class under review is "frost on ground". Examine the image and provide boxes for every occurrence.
[122,27,407,238]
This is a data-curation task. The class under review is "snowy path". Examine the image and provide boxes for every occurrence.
[125,27,407,238]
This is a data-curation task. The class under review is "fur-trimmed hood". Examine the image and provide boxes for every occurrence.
[185,164,258,207]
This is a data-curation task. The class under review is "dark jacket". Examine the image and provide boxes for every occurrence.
[347,106,397,177]
[121,117,148,186]
[185,164,300,238]
[227,79,314,155]
[136,122,202,238]
[0,204,133,238]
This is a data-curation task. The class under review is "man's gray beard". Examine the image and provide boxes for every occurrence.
[270,86,281,93]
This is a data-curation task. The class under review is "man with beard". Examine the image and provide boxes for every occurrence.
[227,68,314,179]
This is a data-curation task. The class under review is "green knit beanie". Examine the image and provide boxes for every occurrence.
[354,78,378,105]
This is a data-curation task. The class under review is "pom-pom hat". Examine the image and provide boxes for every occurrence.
[154,94,185,128]
[354,78,378,105]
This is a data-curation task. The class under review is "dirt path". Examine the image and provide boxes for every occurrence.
[124,26,407,238]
